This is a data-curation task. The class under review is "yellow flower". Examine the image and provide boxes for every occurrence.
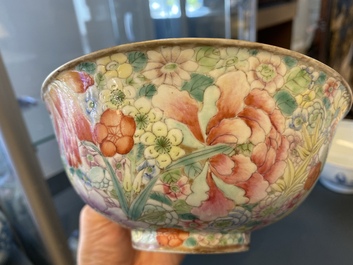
[123,98,163,142]
[295,90,316,108]
[140,121,185,168]
[97,53,133,79]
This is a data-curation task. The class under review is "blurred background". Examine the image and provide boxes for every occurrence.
[0,0,352,264]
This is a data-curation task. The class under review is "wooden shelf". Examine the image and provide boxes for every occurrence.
[257,1,298,30]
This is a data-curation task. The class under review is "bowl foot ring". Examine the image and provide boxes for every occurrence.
[131,228,250,253]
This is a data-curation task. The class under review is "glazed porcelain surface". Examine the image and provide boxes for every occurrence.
[320,119,353,194]
[42,38,352,253]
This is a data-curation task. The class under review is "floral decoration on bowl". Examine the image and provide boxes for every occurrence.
[42,38,352,253]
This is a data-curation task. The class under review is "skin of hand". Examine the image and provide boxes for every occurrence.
[77,205,185,265]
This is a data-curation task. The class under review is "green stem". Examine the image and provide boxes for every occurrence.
[166,144,234,171]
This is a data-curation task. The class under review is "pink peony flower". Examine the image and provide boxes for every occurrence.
[45,71,94,168]
[153,71,289,219]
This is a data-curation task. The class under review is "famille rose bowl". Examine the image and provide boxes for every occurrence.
[42,38,352,253]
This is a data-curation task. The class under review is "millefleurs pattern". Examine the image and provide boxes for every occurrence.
[44,45,350,250]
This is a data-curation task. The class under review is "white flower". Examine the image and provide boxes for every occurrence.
[247,52,286,93]
[209,47,250,78]
[143,46,198,86]
[99,77,136,109]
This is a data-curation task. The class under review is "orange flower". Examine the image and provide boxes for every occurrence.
[304,161,322,190]
[156,228,189,248]
[93,109,136,156]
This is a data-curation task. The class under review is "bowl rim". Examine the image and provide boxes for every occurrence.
[40,37,353,109]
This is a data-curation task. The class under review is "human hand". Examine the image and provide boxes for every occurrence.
[77,205,185,265]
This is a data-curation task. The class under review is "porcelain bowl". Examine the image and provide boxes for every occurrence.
[320,119,353,194]
[41,38,352,253]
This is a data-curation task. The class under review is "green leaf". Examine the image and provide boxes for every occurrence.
[128,51,147,72]
[274,90,298,116]
[181,73,214,102]
[76,62,96,74]
[283,56,297,68]
[323,97,331,110]
[138,84,157,99]
[128,175,159,220]
[184,162,203,178]
[284,67,312,95]
[138,204,174,224]
[173,200,193,214]
[184,237,197,247]
[95,73,106,89]
[249,49,258,56]
[178,213,197,220]
[196,47,220,71]
[109,189,120,201]
[317,72,327,84]
[161,170,181,184]
[235,143,254,157]
[136,143,145,162]
[69,167,75,175]
[75,168,85,180]
[150,191,173,206]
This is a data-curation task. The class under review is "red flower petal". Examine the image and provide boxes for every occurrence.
[191,172,235,221]
[100,140,117,157]
[251,143,267,167]
[115,136,134,155]
[209,154,235,176]
[263,160,287,184]
[207,71,251,133]
[210,154,256,184]
[57,70,94,93]
[257,148,276,175]
[238,106,272,144]
[152,85,204,142]
[121,115,136,136]
[237,173,269,203]
[100,109,123,127]
[269,109,286,134]
[46,83,93,167]
[93,123,108,143]
[206,118,251,145]
[304,162,322,190]
[244,89,276,114]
